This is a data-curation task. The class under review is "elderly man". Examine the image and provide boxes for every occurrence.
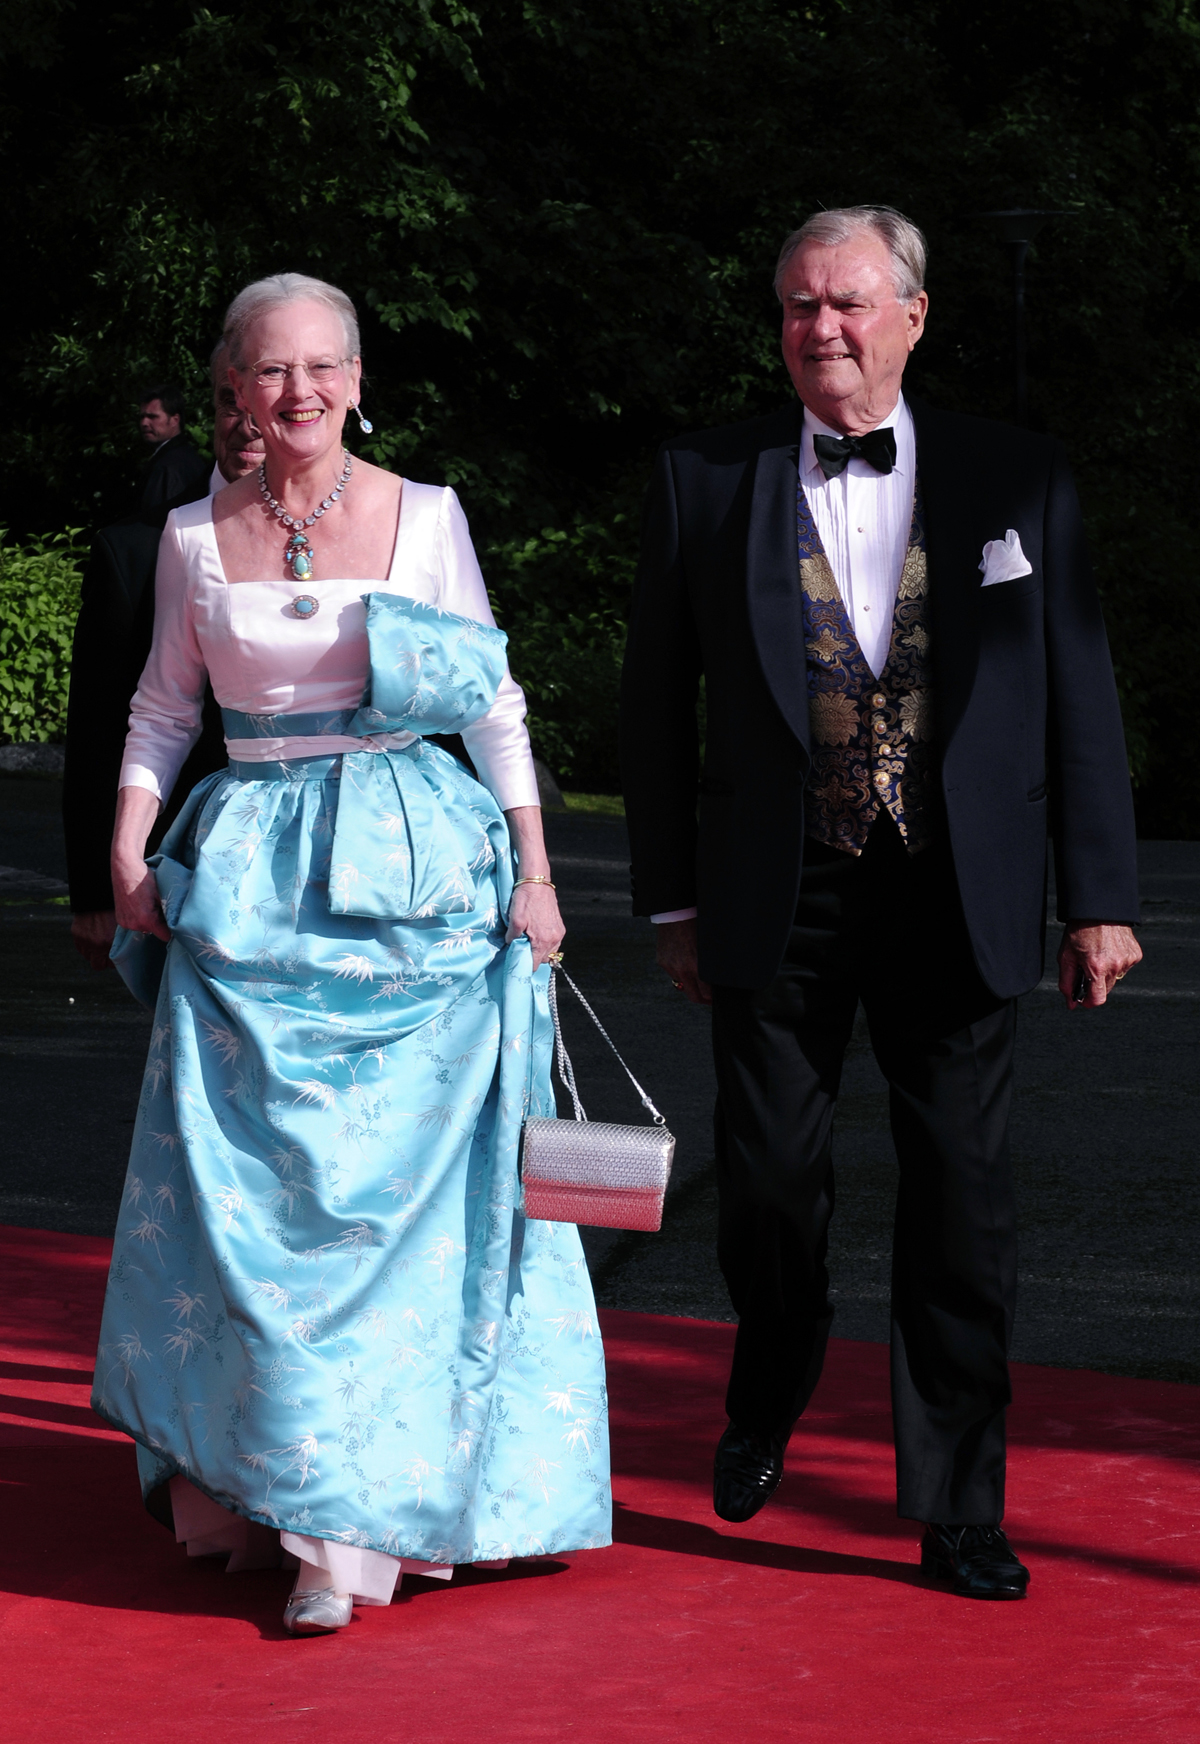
[65,347,264,968]
[136,382,211,512]
[620,205,1141,1599]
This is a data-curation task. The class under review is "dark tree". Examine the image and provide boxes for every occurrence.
[2,0,1198,819]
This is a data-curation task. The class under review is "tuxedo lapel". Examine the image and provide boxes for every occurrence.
[909,396,983,748]
[745,405,810,756]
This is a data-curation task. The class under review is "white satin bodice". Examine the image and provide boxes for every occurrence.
[120,479,539,811]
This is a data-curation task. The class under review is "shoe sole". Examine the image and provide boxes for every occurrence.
[713,1475,783,1524]
[920,1554,1028,1599]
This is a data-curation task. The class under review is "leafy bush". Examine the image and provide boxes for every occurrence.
[486,516,635,791]
[0,529,86,744]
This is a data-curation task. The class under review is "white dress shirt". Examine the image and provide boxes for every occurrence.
[120,482,540,812]
[650,395,916,925]
[800,395,915,679]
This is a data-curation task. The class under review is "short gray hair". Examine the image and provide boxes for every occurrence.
[774,206,927,302]
[222,272,361,368]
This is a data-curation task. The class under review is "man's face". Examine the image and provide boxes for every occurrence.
[138,399,180,444]
[778,234,927,433]
[212,383,265,482]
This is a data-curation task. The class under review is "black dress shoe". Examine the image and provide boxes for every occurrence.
[920,1523,1030,1599]
[713,1423,787,1523]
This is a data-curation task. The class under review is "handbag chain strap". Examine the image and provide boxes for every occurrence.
[547,968,668,1128]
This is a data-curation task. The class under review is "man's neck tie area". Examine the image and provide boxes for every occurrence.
[812,427,898,479]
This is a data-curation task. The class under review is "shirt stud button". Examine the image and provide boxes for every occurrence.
[873,694,885,706]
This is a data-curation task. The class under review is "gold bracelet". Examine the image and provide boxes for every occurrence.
[513,875,556,890]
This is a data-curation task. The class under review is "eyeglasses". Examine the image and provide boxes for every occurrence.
[250,358,350,388]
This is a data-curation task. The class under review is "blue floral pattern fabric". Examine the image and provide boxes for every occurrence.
[92,595,611,1566]
[347,592,510,739]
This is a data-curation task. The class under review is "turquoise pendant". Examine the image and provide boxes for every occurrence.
[286,529,313,581]
[291,595,320,619]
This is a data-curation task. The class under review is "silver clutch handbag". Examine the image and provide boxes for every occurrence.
[520,969,675,1232]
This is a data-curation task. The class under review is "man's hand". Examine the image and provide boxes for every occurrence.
[71,910,117,971]
[655,917,712,1005]
[1057,922,1142,1009]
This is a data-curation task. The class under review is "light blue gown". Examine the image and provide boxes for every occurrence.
[92,594,611,1567]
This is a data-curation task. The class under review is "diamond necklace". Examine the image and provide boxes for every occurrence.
[258,452,353,590]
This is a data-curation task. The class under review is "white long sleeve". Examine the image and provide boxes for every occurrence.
[437,491,540,810]
[120,515,207,802]
[118,482,540,813]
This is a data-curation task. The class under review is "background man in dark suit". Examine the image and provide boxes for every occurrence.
[65,348,263,968]
[619,206,1142,1600]
[136,381,211,513]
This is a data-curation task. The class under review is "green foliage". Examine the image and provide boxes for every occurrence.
[563,793,627,818]
[486,517,634,791]
[0,530,85,744]
[2,0,1200,817]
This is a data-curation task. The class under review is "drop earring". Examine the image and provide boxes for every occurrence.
[349,400,374,435]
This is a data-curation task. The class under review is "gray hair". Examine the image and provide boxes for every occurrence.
[774,206,927,302]
[221,272,361,368]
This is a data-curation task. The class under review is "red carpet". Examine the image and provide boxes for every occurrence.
[3,1222,1199,1742]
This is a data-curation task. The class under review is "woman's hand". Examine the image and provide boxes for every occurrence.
[111,785,170,942]
[113,857,171,941]
[503,803,564,970]
[506,881,565,968]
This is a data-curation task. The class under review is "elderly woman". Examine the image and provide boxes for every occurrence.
[91,273,611,1635]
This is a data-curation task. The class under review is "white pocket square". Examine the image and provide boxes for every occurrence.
[979,529,1033,586]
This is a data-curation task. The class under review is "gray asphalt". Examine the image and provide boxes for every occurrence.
[1,774,1196,1382]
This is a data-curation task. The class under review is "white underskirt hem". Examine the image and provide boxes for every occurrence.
[168,1478,506,1600]
[279,1530,451,1604]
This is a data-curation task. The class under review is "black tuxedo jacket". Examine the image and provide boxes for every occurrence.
[619,397,1139,996]
[138,435,211,515]
[63,491,225,912]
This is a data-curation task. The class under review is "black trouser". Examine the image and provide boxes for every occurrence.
[711,812,1018,1524]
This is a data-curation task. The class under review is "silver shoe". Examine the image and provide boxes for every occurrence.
[283,1585,353,1635]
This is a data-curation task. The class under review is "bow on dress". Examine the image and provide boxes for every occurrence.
[328,594,512,921]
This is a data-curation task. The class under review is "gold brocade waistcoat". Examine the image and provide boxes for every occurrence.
[798,478,939,855]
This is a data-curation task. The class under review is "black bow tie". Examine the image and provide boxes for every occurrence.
[812,427,897,480]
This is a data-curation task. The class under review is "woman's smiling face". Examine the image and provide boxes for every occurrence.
[233,299,361,470]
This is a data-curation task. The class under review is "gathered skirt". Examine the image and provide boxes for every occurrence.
[92,742,611,1571]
